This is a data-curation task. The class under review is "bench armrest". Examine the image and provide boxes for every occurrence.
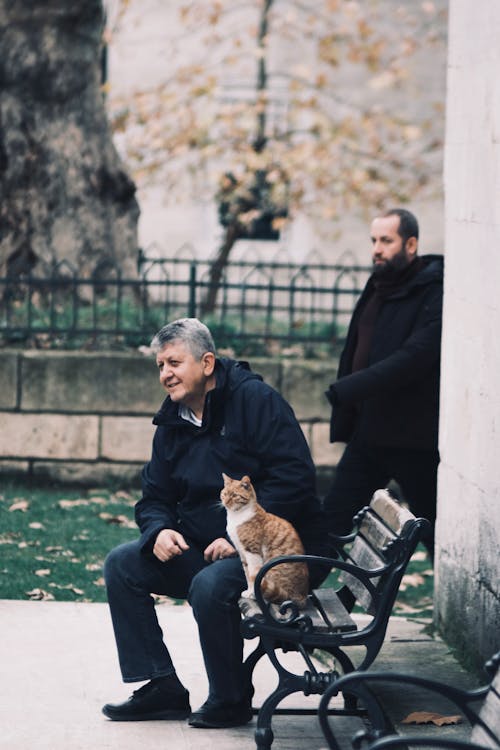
[249,553,392,630]
[318,670,491,750]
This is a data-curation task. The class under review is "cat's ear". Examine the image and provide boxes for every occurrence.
[240,475,251,489]
[222,472,230,484]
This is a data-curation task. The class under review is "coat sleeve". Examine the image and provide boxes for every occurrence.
[238,380,317,523]
[134,425,179,552]
[331,283,442,406]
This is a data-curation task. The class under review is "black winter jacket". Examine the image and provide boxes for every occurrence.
[136,358,328,556]
[326,255,443,449]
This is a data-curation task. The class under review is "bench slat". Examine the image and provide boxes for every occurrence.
[473,680,500,747]
[339,536,385,613]
[312,588,357,633]
[239,588,357,634]
[358,509,397,553]
[370,489,416,534]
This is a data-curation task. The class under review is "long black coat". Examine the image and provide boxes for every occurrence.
[136,358,328,556]
[326,255,444,450]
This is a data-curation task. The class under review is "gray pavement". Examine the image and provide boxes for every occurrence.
[0,599,479,750]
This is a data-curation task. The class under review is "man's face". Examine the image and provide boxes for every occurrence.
[156,340,215,414]
[370,215,413,276]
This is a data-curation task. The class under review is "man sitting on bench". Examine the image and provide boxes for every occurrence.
[102,318,329,729]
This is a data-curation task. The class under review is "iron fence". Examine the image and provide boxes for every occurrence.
[0,253,371,355]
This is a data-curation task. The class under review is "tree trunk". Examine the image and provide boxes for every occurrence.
[204,0,274,313]
[0,0,139,279]
[201,223,239,315]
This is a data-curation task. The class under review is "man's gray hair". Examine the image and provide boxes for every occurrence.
[150,318,216,360]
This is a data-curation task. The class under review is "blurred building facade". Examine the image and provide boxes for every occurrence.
[105,0,447,264]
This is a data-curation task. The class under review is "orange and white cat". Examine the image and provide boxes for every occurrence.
[220,473,309,608]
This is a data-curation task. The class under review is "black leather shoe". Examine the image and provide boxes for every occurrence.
[102,680,191,721]
[188,698,253,728]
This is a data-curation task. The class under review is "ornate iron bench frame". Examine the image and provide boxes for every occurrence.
[318,652,500,750]
[239,489,430,749]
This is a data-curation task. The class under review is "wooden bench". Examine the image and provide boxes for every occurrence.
[318,651,500,750]
[239,488,430,750]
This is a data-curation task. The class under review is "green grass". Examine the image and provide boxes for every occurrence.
[0,481,138,602]
[0,480,434,616]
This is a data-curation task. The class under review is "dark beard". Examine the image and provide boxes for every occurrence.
[372,249,411,278]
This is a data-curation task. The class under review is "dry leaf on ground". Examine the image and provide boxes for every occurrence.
[411,550,428,562]
[35,568,51,576]
[98,512,135,528]
[400,573,426,590]
[49,583,85,595]
[26,588,55,601]
[113,490,135,502]
[9,499,29,512]
[58,499,91,509]
[402,711,463,726]
[85,562,102,571]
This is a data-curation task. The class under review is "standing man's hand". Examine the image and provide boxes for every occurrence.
[153,529,189,561]
[204,538,237,562]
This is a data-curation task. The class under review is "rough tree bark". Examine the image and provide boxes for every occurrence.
[0,0,139,279]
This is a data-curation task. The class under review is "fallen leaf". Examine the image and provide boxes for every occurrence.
[85,563,102,572]
[28,522,45,530]
[113,490,135,503]
[411,551,428,562]
[89,496,110,505]
[9,500,29,512]
[58,499,91,509]
[402,711,463,726]
[400,572,425,590]
[93,577,105,587]
[25,588,55,601]
[98,512,135,528]
[35,569,51,577]
[393,601,432,614]
[49,583,85,595]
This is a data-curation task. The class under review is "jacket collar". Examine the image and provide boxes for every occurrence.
[152,357,255,428]
[366,254,443,301]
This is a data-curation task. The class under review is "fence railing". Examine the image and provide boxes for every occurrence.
[0,254,370,354]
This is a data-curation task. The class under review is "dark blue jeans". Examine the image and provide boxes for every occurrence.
[104,540,247,704]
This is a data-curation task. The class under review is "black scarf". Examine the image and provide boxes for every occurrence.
[351,258,424,372]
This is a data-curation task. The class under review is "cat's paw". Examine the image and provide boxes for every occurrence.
[241,589,255,599]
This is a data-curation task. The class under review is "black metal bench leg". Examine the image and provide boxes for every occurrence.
[255,678,307,750]
[323,646,359,710]
[243,638,267,691]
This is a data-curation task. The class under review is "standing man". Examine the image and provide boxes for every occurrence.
[102,318,329,728]
[324,208,443,556]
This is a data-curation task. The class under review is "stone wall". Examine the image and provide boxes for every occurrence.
[0,350,342,488]
[435,0,500,670]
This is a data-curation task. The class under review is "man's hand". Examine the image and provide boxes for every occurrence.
[204,537,237,562]
[153,529,189,562]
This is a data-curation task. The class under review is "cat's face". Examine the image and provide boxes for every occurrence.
[220,473,256,511]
